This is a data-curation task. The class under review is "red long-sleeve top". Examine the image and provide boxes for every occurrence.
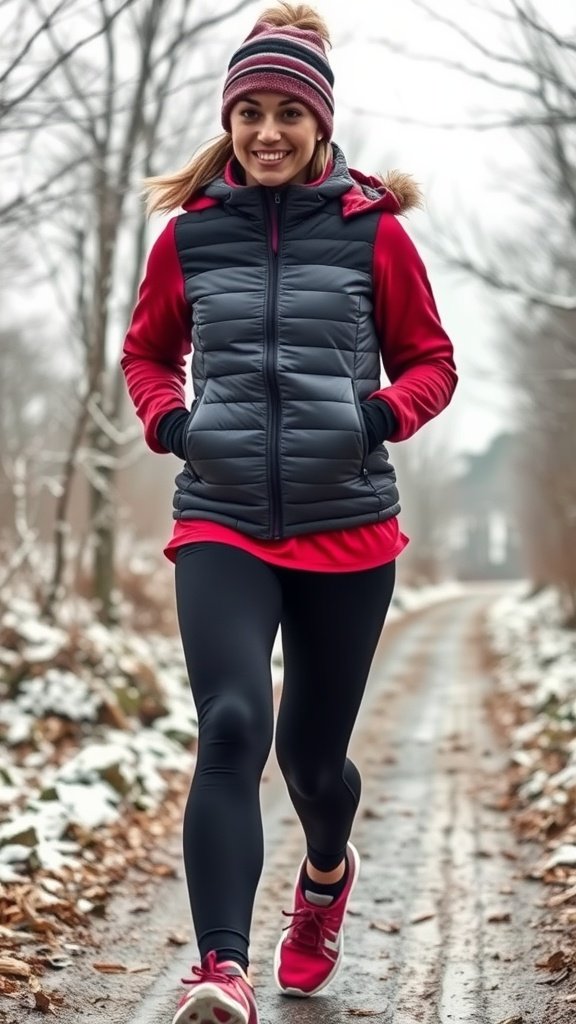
[122,165,457,570]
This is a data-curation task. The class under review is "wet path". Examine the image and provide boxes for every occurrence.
[7,592,571,1023]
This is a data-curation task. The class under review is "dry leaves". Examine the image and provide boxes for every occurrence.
[535,949,570,972]
[548,883,576,907]
[369,920,401,934]
[0,955,32,977]
[410,912,435,925]
[29,976,66,1015]
[487,909,512,923]
[0,975,20,998]
[93,962,151,974]
[536,969,571,986]
[347,1010,387,1018]
[0,779,185,1003]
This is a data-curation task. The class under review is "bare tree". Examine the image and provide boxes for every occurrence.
[367,0,576,312]
[2,0,259,621]
[369,0,576,608]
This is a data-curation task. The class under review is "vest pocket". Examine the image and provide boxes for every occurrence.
[184,393,206,481]
[351,382,369,470]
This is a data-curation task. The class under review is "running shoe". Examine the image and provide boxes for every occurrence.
[172,950,258,1024]
[273,841,361,997]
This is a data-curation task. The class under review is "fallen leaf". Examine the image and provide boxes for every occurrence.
[167,931,190,946]
[535,950,569,972]
[0,956,32,977]
[347,1010,387,1017]
[410,912,435,925]
[370,920,401,934]
[496,1017,523,1024]
[127,964,151,974]
[362,808,382,820]
[487,910,511,923]
[33,987,64,1014]
[548,884,576,907]
[92,962,128,973]
[535,967,571,986]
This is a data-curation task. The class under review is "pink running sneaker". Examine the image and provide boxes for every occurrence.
[273,841,361,997]
[172,951,259,1024]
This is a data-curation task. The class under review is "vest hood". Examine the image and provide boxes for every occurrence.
[182,143,422,218]
[344,166,423,217]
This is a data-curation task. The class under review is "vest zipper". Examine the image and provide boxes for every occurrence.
[264,189,284,539]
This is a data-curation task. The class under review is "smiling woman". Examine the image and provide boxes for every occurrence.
[121,3,457,1023]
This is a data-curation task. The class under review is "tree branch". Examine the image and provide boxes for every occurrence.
[0,0,71,86]
[0,0,138,121]
[510,0,576,55]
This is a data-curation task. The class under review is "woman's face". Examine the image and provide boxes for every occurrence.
[230,91,321,187]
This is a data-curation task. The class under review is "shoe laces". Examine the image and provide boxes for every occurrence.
[181,950,241,988]
[282,905,339,951]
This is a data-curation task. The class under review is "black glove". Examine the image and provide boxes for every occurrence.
[156,407,189,460]
[360,399,397,453]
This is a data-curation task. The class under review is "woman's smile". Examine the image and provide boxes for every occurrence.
[253,149,291,163]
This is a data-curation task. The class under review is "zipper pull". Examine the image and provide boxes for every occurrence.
[274,192,281,204]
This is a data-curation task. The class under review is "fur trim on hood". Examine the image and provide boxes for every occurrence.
[344,167,423,217]
[379,170,423,212]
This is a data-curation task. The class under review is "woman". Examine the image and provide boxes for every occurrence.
[121,4,457,1022]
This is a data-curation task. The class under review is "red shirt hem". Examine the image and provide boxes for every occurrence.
[164,517,409,572]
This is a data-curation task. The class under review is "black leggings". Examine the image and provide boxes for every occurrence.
[175,542,395,968]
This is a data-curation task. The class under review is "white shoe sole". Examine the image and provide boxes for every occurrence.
[171,982,250,1024]
[273,841,361,997]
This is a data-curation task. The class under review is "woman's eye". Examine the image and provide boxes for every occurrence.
[241,109,258,119]
[283,109,301,119]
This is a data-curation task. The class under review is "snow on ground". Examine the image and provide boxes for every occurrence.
[486,585,576,873]
[0,580,460,885]
[0,597,196,884]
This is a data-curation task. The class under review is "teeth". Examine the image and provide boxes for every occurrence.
[255,152,288,162]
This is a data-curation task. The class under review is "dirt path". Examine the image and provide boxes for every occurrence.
[4,590,575,1023]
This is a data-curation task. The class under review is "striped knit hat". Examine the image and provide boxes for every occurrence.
[221,20,335,140]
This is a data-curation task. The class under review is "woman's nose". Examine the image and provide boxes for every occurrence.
[257,118,282,142]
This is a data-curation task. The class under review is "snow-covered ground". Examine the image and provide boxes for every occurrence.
[0,597,195,884]
[486,585,576,872]
[0,580,462,885]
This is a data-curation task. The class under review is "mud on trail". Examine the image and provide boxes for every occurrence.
[3,591,576,1023]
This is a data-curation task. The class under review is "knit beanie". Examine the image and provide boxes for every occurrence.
[221,20,335,141]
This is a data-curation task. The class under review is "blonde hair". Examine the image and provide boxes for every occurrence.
[142,3,332,217]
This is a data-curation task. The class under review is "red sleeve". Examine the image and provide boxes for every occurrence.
[121,217,191,453]
[369,214,458,442]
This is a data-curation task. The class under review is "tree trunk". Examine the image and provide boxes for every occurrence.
[41,385,93,620]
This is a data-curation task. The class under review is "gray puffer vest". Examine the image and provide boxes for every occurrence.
[173,145,400,539]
